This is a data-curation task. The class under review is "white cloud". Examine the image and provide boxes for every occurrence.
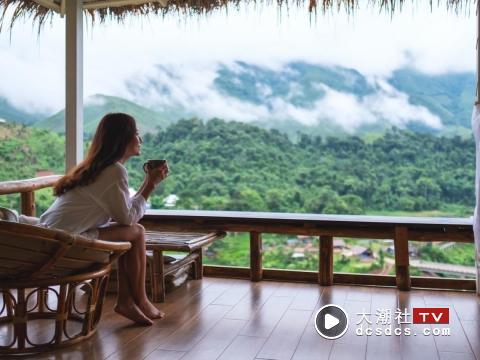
[0,0,475,126]
[84,94,107,106]
[122,63,442,130]
[364,82,443,129]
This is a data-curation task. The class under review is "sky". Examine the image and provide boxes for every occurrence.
[0,1,476,130]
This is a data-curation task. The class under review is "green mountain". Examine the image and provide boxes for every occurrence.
[213,62,475,136]
[30,62,477,139]
[125,61,475,138]
[36,94,171,136]
[389,69,475,128]
[214,61,375,108]
[0,97,47,125]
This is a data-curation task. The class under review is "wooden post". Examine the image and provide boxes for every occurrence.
[65,0,84,171]
[20,191,35,216]
[394,226,411,291]
[250,232,263,282]
[319,235,333,286]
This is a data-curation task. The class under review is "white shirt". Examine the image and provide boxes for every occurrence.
[39,162,146,234]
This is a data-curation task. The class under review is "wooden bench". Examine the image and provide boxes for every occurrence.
[145,229,226,302]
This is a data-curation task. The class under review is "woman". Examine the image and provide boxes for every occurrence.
[39,112,168,326]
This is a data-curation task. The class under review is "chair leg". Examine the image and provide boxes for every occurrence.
[37,288,46,313]
[4,290,14,317]
[152,250,165,303]
[193,249,203,280]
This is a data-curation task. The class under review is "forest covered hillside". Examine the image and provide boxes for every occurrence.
[0,119,474,217]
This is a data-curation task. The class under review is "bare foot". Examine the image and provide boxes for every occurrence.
[114,302,153,326]
[138,299,165,319]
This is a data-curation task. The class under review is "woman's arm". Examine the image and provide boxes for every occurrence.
[136,164,169,201]
[137,176,155,200]
[100,163,169,225]
[102,175,147,225]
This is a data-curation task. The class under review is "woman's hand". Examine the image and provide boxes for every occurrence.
[146,163,169,186]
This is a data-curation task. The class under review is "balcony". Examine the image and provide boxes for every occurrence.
[0,177,479,359]
[29,279,480,360]
[0,1,478,358]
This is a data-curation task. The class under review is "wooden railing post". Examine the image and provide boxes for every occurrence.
[394,226,411,291]
[20,191,35,216]
[319,235,333,286]
[250,232,262,282]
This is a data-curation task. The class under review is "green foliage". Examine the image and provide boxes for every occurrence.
[1,118,475,217]
[0,123,63,213]
[418,243,475,266]
[203,233,250,267]
[131,119,474,215]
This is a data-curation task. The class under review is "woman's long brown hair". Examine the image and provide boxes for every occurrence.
[54,113,137,196]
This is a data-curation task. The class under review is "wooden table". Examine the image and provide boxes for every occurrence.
[145,230,226,302]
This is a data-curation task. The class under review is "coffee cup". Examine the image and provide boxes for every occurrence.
[143,159,167,173]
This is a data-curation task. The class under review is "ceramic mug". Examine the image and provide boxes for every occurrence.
[143,159,167,173]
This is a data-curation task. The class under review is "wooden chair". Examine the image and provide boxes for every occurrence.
[0,220,131,355]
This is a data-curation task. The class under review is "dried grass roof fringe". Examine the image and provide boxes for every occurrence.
[0,0,472,32]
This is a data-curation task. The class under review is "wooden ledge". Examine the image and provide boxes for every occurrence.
[142,210,473,242]
[143,209,472,227]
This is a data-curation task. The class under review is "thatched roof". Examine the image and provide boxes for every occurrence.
[0,0,471,31]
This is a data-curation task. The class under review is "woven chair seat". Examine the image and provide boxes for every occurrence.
[0,221,131,355]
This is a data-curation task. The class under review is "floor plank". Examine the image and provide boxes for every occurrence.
[179,318,246,360]
[144,349,185,360]
[9,280,480,360]
[155,304,232,352]
[289,285,323,311]
[438,352,476,360]
[329,343,366,360]
[366,287,401,358]
[256,309,312,360]
[291,322,332,360]
[239,295,293,337]
[398,291,439,360]
[225,282,278,321]
[217,335,267,360]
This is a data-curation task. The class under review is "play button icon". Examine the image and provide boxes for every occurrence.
[325,313,340,330]
[314,304,348,340]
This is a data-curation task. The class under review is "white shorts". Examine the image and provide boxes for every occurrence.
[79,228,100,240]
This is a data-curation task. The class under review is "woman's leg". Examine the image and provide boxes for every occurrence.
[97,224,154,325]
[121,224,164,319]
[98,223,164,320]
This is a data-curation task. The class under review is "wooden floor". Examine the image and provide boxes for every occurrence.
[25,278,480,360]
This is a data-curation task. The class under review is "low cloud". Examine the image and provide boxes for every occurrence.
[125,63,443,131]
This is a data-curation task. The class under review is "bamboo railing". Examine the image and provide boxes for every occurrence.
[0,176,475,291]
[0,175,61,216]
